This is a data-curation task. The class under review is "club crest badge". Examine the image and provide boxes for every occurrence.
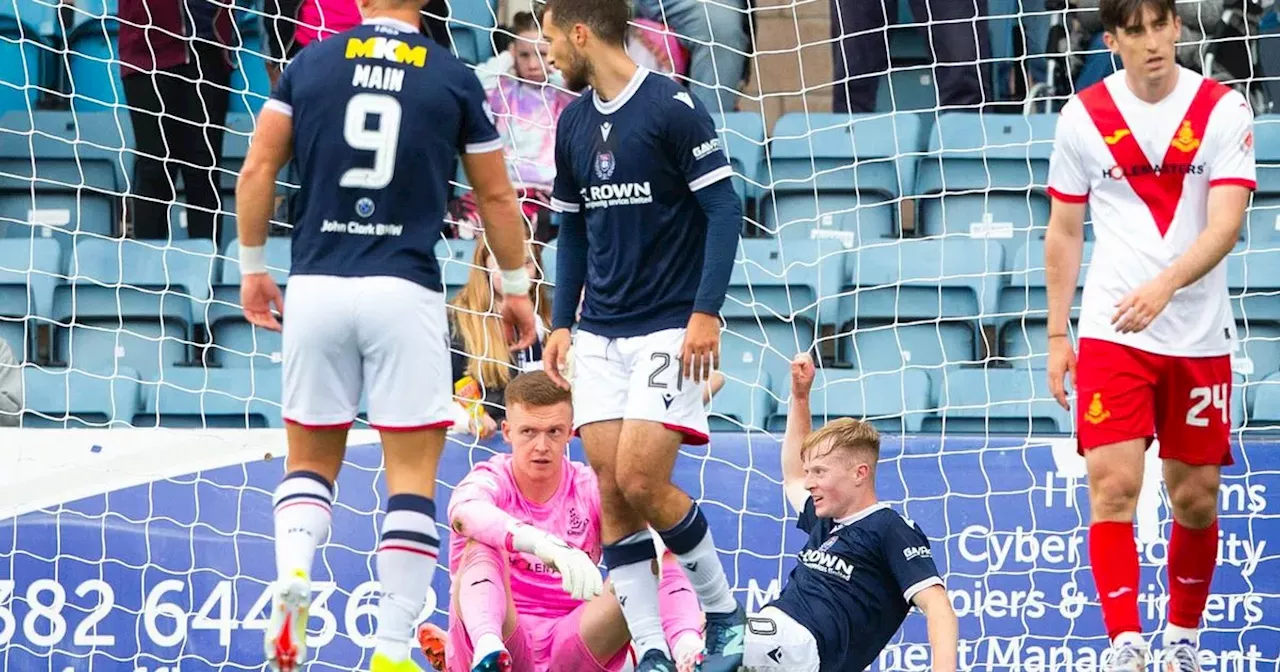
[595,151,616,181]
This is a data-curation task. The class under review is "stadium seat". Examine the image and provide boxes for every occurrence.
[53,238,217,380]
[926,367,1071,434]
[1243,115,1279,245]
[229,32,271,114]
[767,368,931,434]
[1,0,57,36]
[0,237,59,360]
[1231,372,1246,430]
[713,112,766,210]
[208,238,290,369]
[136,365,283,428]
[448,0,498,64]
[0,15,45,114]
[1246,371,1280,432]
[21,365,141,427]
[726,238,847,326]
[439,237,479,300]
[0,110,131,254]
[721,319,814,398]
[842,237,1004,378]
[762,112,922,242]
[997,239,1093,368]
[65,17,122,111]
[1228,247,1280,391]
[874,65,938,114]
[914,113,1057,261]
[706,365,774,432]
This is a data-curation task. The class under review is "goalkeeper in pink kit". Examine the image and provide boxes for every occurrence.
[418,371,704,672]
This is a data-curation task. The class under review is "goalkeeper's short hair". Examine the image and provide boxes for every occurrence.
[505,371,573,410]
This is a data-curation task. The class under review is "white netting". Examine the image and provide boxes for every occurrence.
[0,0,1277,670]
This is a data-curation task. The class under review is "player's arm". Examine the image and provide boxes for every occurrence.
[449,466,602,600]
[544,115,586,387]
[782,353,815,513]
[666,93,741,382]
[1044,103,1089,344]
[913,585,959,672]
[456,72,537,349]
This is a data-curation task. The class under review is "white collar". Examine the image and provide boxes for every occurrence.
[362,17,419,33]
[832,501,889,527]
[593,66,649,115]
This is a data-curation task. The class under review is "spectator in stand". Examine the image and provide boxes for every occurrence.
[262,0,450,85]
[118,0,233,241]
[633,0,748,113]
[989,0,1050,101]
[448,239,552,437]
[830,0,992,113]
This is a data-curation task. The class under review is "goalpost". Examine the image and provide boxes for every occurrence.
[0,1,1276,671]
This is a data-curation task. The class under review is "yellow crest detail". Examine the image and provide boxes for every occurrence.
[1103,128,1131,145]
[1170,120,1200,153]
[1084,392,1111,425]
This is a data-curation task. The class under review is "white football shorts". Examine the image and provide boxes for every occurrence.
[742,607,821,672]
[571,328,710,445]
[282,274,454,431]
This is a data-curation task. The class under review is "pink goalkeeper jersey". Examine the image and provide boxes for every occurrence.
[447,454,602,619]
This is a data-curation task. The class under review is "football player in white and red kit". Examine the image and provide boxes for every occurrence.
[1043,1,1255,671]
[419,371,705,672]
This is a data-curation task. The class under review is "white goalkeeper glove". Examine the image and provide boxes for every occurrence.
[509,524,603,601]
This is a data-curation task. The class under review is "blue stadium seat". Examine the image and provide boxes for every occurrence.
[874,65,938,113]
[915,113,1057,261]
[926,367,1071,434]
[1,0,57,36]
[721,319,814,397]
[439,237,478,300]
[136,365,283,428]
[208,238,290,368]
[763,112,922,242]
[22,365,141,427]
[1243,115,1279,245]
[65,18,123,111]
[0,237,59,360]
[229,32,271,114]
[726,238,847,326]
[1231,372,1246,430]
[1246,371,1280,431]
[842,238,1004,378]
[53,238,217,380]
[1228,247,1280,388]
[713,112,766,209]
[997,239,1093,368]
[0,15,45,114]
[706,365,774,432]
[767,368,931,434]
[448,0,498,64]
[0,110,131,254]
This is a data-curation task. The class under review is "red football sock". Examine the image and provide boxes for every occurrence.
[1090,521,1142,639]
[1168,519,1218,629]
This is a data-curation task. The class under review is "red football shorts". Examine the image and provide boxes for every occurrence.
[1075,338,1233,466]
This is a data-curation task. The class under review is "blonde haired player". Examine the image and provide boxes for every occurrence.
[235,0,537,669]
[1044,1,1255,670]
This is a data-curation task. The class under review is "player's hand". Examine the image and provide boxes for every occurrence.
[531,534,603,601]
[681,312,721,384]
[500,292,538,352]
[241,273,284,332]
[542,328,573,390]
[791,352,815,400]
[1112,275,1177,334]
[1047,336,1076,411]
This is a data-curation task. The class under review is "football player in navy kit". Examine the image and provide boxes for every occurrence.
[537,1,746,671]
[234,0,538,670]
[704,354,958,672]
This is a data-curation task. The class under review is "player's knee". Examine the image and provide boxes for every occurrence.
[1089,472,1142,519]
[1168,482,1218,527]
[616,469,663,517]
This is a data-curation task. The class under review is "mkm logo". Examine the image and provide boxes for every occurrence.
[345,37,427,67]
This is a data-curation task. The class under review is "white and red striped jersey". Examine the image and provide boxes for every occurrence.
[1047,67,1257,357]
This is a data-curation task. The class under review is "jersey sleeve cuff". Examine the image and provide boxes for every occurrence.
[550,197,580,213]
[465,137,504,154]
[688,165,734,192]
[263,99,293,117]
[1047,187,1088,203]
[903,576,943,603]
[1209,177,1257,190]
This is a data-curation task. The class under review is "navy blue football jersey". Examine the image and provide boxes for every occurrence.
[550,68,734,338]
[267,17,501,292]
[769,500,943,672]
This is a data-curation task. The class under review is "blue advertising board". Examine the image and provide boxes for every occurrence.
[0,432,1275,672]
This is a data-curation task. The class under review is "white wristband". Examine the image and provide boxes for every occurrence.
[500,267,531,296]
[240,245,268,275]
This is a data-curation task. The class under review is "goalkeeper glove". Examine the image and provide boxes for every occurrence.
[508,523,603,601]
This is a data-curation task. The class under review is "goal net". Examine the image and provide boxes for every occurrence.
[0,0,1277,670]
